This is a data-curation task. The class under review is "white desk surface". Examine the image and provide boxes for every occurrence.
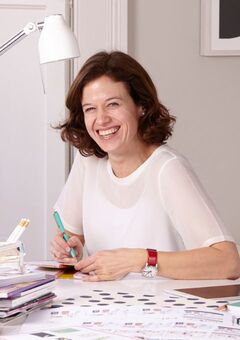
[55,275,240,298]
[1,275,240,338]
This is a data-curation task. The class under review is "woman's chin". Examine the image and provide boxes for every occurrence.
[96,137,121,154]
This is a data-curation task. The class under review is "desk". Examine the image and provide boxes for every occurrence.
[1,275,240,339]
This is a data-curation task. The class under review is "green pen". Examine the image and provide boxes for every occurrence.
[53,211,76,258]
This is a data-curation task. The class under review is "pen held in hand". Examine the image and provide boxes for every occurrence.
[61,232,76,258]
[53,211,76,258]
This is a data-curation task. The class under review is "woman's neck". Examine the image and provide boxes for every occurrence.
[108,143,158,178]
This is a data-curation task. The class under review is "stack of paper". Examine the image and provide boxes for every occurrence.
[26,260,75,278]
[0,272,56,322]
[0,241,25,274]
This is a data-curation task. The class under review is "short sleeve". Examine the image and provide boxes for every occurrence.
[159,156,235,249]
[54,152,84,235]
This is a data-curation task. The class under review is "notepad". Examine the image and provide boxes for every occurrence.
[166,284,240,300]
[27,260,73,269]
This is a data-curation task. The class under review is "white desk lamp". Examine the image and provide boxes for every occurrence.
[0,14,79,63]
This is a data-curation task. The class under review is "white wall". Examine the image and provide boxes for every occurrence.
[128,0,240,242]
[73,0,127,73]
[0,0,128,260]
[0,0,70,260]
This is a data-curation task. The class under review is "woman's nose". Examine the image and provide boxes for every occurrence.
[96,107,110,123]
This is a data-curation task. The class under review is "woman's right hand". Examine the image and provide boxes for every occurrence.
[50,229,83,265]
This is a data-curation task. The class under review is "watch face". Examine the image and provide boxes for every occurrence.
[142,265,158,278]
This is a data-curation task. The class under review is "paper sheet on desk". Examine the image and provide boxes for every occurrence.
[18,305,240,339]
[19,279,240,339]
[1,326,124,339]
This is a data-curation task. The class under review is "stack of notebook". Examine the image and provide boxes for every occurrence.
[0,271,56,321]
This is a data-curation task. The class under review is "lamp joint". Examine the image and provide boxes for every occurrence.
[23,22,38,35]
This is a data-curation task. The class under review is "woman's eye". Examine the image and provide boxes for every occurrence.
[108,102,119,107]
[84,107,95,113]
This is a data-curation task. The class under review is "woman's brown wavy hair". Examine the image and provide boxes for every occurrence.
[58,51,176,158]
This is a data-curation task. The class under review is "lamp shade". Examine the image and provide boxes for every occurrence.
[38,14,79,64]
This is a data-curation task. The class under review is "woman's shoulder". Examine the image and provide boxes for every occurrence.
[153,144,186,164]
[154,145,200,186]
[150,145,193,177]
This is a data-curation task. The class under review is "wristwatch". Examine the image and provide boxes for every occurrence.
[142,248,158,278]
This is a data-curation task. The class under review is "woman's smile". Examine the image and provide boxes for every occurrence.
[97,126,120,139]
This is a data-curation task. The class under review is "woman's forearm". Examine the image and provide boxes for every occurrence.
[133,242,240,280]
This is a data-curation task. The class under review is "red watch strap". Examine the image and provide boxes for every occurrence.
[147,248,157,266]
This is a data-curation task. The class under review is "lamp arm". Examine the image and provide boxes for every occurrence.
[0,21,44,56]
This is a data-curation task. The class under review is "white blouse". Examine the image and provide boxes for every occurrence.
[54,145,234,255]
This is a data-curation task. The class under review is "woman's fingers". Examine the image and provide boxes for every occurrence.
[78,263,96,274]
[74,255,95,271]
[51,234,83,262]
[58,256,78,265]
[51,234,72,260]
[53,234,70,251]
[67,236,83,261]
[67,236,82,249]
[50,241,68,259]
[74,249,131,281]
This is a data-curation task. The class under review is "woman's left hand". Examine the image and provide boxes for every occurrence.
[74,248,147,281]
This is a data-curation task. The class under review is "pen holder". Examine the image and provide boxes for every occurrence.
[0,241,25,274]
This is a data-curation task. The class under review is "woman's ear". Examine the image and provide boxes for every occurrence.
[138,106,146,117]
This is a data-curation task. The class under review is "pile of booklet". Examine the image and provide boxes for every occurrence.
[0,271,56,321]
[0,242,56,323]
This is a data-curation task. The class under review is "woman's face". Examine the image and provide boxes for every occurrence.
[81,75,143,157]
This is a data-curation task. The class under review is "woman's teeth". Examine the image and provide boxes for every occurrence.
[98,127,119,137]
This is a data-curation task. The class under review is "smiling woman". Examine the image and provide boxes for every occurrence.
[59,51,174,159]
[51,51,240,282]
[82,75,147,165]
